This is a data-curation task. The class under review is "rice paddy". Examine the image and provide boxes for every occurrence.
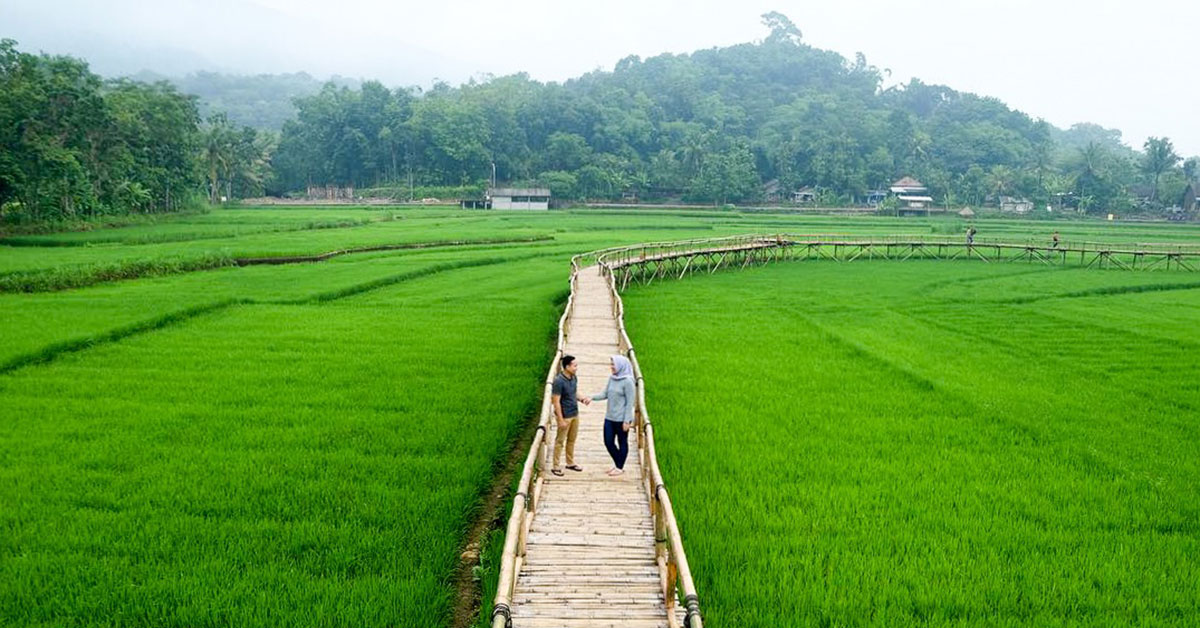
[2,205,1198,626]
[1,257,566,627]
[623,260,1200,626]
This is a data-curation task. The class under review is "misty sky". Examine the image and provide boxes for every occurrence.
[3,0,1199,156]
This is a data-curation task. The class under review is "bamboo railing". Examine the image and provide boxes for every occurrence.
[490,266,576,628]
[594,233,1200,278]
[597,260,703,628]
[490,252,703,628]
[593,233,1200,263]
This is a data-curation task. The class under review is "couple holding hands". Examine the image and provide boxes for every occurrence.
[550,354,636,478]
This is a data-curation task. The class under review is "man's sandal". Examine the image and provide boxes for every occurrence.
[551,468,565,476]
[566,465,583,472]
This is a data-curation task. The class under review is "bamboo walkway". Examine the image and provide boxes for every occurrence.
[492,232,1200,628]
[508,267,682,628]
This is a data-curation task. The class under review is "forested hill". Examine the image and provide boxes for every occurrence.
[2,15,1197,227]
[264,15,1195,210]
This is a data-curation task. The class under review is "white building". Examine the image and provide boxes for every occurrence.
[489,188,551,210]
[890,177,934,209]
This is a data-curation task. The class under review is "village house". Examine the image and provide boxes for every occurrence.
[792,187,817,204]
[999,196,1034,213]
[889,177,933,209]
[490,187,551,210]
[463,187,552,210]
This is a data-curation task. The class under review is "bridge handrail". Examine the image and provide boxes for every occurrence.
[593,233,1200,269]
[491,266,577,628]
[597,261,704,628]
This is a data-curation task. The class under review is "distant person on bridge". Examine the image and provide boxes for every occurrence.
[584,355,637,477]
[967,226,977,246]
[551,355,586,477]
[1052,231,1060,248]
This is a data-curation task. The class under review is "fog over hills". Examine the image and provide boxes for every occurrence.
[2,0,472,86]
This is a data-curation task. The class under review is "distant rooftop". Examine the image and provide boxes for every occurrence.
[489,188,550,197]
[891,176,925,189]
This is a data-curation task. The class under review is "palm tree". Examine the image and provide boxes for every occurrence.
[1142,137,1180,202]
[987,165,1016,206]
[203,115,234,204]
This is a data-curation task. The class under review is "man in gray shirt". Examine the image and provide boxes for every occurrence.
[551,355,587,476]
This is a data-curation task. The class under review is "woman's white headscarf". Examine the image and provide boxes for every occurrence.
[610,355,633,380]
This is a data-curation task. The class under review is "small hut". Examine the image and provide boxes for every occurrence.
[958,208,976,219]
[793,187,817,204]
[999,197,1033,213]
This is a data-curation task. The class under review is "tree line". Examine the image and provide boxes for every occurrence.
[267,14,1196,212]
[3,14,1198,225]
[0,40,270,226]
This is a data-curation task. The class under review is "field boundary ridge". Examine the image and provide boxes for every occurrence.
[0,236,553,293]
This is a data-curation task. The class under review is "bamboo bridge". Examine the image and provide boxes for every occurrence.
[489,233,1199,628]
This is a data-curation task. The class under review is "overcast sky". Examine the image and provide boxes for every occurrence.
[4,0,1199,156]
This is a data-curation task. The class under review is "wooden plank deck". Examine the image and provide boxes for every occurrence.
[510,266,680,628]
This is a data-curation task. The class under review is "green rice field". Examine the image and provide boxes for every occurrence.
[2,204,1199,626]
[624,260,1200,626]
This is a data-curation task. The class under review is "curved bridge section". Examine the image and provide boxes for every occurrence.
[598,234,1200,291]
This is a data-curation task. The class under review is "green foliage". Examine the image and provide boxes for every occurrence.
[201,114,274,203]
[270,18,1176,208]
[258,23,1191,211]
[537,170,579,200]
[0,40,202,224]
[359,183,485,201]
[1142,137,1181,205]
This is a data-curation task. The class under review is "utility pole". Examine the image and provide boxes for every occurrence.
[491,161,497,190]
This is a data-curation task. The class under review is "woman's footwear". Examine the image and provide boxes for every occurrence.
[608,468,624,477]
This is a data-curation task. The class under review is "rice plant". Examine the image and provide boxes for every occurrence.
[624,260,1200,626]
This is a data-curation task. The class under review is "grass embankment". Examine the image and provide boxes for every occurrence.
[0,257,567,627]
[624,261,1200,626]
[0,213,386,247]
